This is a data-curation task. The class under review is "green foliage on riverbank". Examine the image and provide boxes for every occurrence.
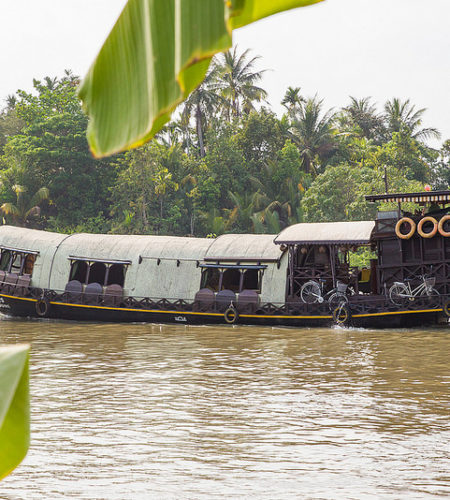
[0,53,448,236]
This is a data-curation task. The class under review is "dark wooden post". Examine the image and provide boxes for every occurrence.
[329,245,336,288]
[289,245,294,299]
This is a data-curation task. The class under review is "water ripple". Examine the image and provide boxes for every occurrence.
[0,320,449,499]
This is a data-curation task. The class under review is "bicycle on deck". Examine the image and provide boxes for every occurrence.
[388,274,439,306]
[300,279,349,310]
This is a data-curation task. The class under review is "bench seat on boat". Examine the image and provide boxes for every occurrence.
[0,270,6,291]
[3,273,19,295]
[64,280,83,303]
[103,284,123,307]
[237,290,259,313]
[14,274,31,297]
[215,289,236,312]
[84,282,103,305]
[193,288,215,311]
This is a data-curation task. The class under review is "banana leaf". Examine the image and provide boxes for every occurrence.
[0,344,30,480]
[78,0,323,157]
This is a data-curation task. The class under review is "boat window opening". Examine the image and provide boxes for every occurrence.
[201,268,220,292]
[0,250,12,272]
[242,269,261,291]
[297,246,312,267]
[106,264,125,287]
[222,268,241,292]
[88,262,107,285]
[314,245,330,267]
[69,260,126,287]
[0,250,37,276]
[10,253,22,274]
[70,260,89,283]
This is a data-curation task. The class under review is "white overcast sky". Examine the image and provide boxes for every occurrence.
[1,0,449,146]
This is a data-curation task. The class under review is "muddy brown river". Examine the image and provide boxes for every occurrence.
[0,316,449,499]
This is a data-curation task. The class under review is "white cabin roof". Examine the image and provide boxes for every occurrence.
[274,221,375,245]
[205,234,282,262]
[0,226,67,252]
[57,233,212,262]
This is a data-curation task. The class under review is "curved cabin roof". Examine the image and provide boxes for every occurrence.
[274,221,376,246]
[56,233,212,262]
[0,225,67,251]
[205,234,282,262]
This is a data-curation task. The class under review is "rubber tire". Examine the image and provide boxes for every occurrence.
[332,304,351,326]
[300,281,321,304]
[438,215,450,237]
[224,306,239,324]
[389,283,409,307]
[443,301,450,318]
[35,298,51,318]
[328,292,348,311]
[417,216,438,238]
[395,217,416,240]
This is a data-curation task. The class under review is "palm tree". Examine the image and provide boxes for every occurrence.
[44,76,58,90]
[1,185,49,227]
[249,160,305,230]
[181,64,222,157]
[384,98,440,142]
[180,173,198,235]
[214,47,267,119]
[227,191,259,232]
[281,86,305,112]
[152,167,178,220]
[288,97,336,175]
[5,95,17,110]
[343,96,384,140]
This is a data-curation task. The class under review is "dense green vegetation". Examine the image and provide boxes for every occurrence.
[0,52,448,236]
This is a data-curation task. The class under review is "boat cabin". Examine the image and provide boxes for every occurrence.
[274,221,377,300]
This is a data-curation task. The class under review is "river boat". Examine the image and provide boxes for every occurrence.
[0,190,449,328]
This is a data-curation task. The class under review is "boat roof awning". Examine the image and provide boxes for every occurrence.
[365,190,450,204]
[274,221,375,245]
[205,234,281,262]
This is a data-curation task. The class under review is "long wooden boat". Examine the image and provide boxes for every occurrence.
[0,190,449,328]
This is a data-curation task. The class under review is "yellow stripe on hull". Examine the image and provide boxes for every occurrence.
[0,293,442,320]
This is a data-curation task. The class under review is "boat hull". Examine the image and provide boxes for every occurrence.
[1,294,444,329]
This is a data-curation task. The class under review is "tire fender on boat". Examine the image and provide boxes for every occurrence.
[224,306,239,324]
[438,215,450,237]
[35,298,51,318]
[395,217,416,240]
[443,301,450,318]
[332,304,351,326]
[417,216,438,238]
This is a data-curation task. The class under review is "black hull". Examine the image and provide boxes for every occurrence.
[1,294,445,329]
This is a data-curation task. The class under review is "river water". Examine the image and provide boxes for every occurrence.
[0,316,449,499]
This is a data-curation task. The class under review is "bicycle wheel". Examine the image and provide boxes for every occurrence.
[389,283,409,306]
[300,281,321,303]
[328,292,348,311]
[420,286,440,305]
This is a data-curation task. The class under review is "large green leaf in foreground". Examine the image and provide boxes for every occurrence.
[78,0,323,157]
[0,344,30,480]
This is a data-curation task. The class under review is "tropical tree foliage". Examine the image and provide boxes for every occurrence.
[1,185,49,227]
[0,61,447,236]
